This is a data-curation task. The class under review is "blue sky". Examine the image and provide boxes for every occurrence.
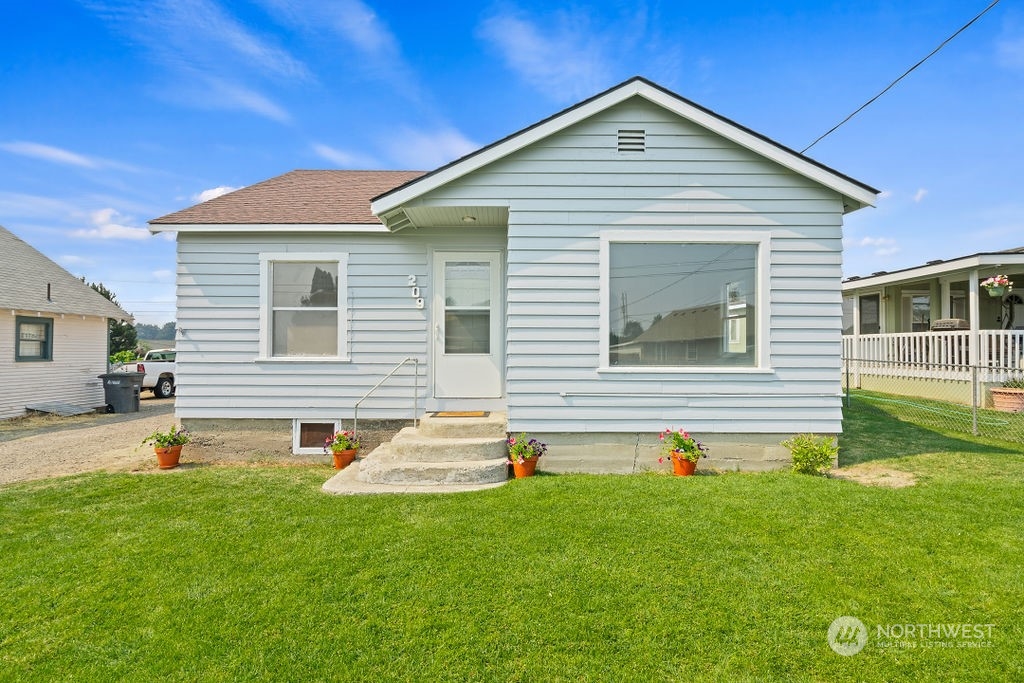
[1,1,1020,324]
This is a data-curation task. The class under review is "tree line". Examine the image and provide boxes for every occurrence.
[86,280,174,360]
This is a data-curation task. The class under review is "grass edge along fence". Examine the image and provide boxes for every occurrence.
[842,356,1024,446]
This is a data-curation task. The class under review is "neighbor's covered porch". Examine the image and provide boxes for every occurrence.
[842,252,1024,400]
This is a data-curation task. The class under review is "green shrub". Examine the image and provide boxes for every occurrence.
[781,433,837,475]
[109,349,137,366]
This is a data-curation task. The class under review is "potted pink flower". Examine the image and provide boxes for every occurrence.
[324,430,360,469]
[507,433,547,478]
[657,427,710,476]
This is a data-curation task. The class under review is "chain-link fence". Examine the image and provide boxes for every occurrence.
[842,356,1024,445]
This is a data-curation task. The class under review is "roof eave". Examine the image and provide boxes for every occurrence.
[842,252,1024,290]
[149,222,390,234]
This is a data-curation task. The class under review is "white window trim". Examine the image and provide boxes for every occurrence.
[598,229,771,373]
[258,252,350,362]
[292,418,342,455]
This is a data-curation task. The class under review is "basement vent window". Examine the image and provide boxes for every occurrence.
[617,129,646,153]
[292,419,341,455]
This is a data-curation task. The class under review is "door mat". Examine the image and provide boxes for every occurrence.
[432,411,490,418]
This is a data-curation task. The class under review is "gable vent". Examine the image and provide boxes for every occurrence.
[617,129,646,153]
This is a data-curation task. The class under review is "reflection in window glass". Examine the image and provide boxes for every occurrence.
[609,243,757,366]
[445,262,490,307]
[444,261,490,354]
[16,317,53,361]
[271,262,339,356]
[859,295,880,334]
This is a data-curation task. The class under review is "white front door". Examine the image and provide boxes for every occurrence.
[433,251,503,399]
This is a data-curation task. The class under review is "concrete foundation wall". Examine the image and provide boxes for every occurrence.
[180,418,803,473]
[535,432,798,474]
[856,375,973,406]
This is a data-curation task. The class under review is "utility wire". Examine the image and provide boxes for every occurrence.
[802,0,1002,154]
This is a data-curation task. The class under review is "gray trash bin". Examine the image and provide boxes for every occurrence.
[98,372,143,413]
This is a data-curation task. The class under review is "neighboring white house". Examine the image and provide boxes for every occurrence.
[150,76,877,471]
[0,225,132,419]
[842,247,1024,404]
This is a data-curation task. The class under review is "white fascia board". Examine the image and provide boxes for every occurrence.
[371,79,877,216]
[842,254,1024,291]
[149,223,390,235]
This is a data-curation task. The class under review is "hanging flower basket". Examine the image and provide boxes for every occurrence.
[981,275,1012,298]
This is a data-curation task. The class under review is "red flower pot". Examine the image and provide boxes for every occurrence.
[154,445,182,469]
[511,457,538,478]
[332,449,358,470]
[670,453,697,476]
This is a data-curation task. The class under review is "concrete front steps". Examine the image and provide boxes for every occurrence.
[354,412,509,487]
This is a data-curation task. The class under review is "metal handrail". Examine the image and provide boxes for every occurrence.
[352,357,419,436]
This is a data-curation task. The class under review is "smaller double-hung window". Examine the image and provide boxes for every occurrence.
[15,316,53,362]
[259,253,348,360]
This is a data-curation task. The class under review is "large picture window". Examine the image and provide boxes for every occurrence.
[259,254,348,359]
[604,237,760,368]
[15,316,53,362]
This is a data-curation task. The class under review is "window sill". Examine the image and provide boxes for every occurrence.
[598,366,774,375]
[255,356,351,364]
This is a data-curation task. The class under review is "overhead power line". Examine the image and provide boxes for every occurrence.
[802,0,1002,153]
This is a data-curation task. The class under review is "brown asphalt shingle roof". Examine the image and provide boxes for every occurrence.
[150,170,425,225]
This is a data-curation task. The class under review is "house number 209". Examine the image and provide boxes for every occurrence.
[408,275,424,309]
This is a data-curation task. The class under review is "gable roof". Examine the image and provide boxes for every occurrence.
[0,225,131,319]
[843,246,1024,291]
[150,170,424,228]
[372,76,879,218]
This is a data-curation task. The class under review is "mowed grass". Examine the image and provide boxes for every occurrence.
[2,408,1023,681]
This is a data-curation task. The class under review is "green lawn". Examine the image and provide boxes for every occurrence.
[1,407,1022,681]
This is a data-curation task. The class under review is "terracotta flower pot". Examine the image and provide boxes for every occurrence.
[670,452,697,476]
[332,449,358,469]
[154,445,182,469]
[511,457,538,478]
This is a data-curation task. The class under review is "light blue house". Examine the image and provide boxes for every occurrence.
[151,77,877,472]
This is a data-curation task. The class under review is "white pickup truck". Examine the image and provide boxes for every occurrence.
[115,349,176,398]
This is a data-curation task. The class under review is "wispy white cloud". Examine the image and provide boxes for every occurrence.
[192,185,240,203]
[58,254,95,267]
[0,191,81,218]
[913,188,928,203]
[88,0,309,80]
[312,143,379,168]
[379,127,478,169]
[853,236,901,257]
[476,5,681,103]
[256,0,398,57]
[1,141,97,168]
[85,0,307,121]
[0,141,140,172]
[72,208,151,241]
[477,10,612,102]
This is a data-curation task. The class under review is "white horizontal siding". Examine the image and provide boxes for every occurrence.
[0,312,110,419]
[174,228,504,420]
[419,96,846,435]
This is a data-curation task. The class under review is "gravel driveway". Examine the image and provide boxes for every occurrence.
[0,397,176,486]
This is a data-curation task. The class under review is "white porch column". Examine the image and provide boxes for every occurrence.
[940,279,951,318]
